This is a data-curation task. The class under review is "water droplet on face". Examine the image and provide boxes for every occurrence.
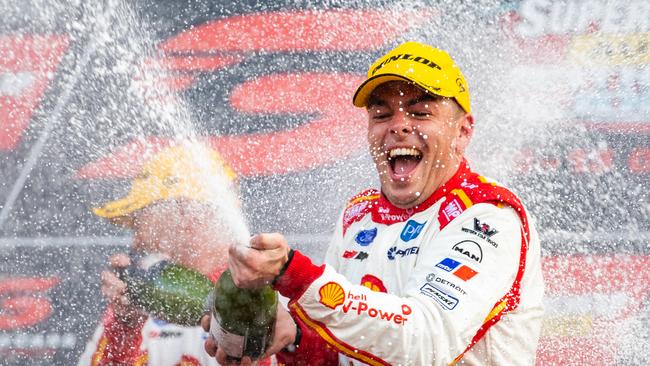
[415,191,421,197]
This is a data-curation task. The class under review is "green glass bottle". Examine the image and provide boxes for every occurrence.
[210,269,278,359]
[118,253,214,326]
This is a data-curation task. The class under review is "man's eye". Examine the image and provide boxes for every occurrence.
[411,111,431,118]
[370,112,391,120]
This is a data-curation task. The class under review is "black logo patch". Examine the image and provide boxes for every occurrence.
[474,218,497,237]
[452,240,483,263]
[461,218,499,248]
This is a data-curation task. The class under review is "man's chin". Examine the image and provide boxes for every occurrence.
[383,186,423,209]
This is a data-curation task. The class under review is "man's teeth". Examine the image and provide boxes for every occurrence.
[388,148,421,158]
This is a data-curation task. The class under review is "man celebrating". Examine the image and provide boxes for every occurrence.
[209,42,544,365]
[78,142,243,366]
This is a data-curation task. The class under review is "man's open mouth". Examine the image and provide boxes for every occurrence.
[387,147,422,179]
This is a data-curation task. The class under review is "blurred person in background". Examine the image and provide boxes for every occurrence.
[205,42,544,365]
[77,142,242,366]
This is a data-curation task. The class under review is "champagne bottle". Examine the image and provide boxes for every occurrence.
[210,269,278,359]
[118,253,214,326]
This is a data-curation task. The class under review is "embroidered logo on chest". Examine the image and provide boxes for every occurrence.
[400,219,426,242]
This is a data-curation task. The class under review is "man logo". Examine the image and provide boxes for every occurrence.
[452,240,483,263]
[400,220,426,242]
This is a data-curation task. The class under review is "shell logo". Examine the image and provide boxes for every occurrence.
[319,282,346,309]
[360,274,387,293]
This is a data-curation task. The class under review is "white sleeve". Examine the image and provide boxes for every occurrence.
[290,204,523,365]
[76,323,104,366]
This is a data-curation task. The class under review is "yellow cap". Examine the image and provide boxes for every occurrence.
[353,42,470,113]
[93,142,237,225]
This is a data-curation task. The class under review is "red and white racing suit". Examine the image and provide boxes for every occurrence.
[77,306,220,366]
[77,269,274,366]
[275,160,544,365]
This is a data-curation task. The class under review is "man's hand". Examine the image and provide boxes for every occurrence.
[101,253,146,323]
[201,304,297,365]
[228,233,291,288]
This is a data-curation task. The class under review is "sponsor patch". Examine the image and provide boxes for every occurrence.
[360,274,387,293]
[377,206,411,222]
[435,258,478,281]
[420,283,459,310]
[344,201,369,222]
[461,218,499,248]
[435,257,461,272]
[152,317,169,326]
[453,265,478,281]
[178,356,201,366]
[474,218,498,237]
[460,181,479,189]
[343,199,373,234]
[400,220,426,242]
[438,192,472,229]
[157,330,183,338]
[441,199,463,221]
[341,291,411,325]
[319,282,345,309]
[452,240,483,263]
[425,273,467,296]
[355,252,369,261]
[387,246,419,260]
[342,250,369,261]
[355,228,377,246]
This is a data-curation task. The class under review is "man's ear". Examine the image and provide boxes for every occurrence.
[455,113,474,155]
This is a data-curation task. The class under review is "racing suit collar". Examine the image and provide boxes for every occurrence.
[373,158,472,224]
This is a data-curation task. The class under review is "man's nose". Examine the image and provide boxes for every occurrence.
[390,112,413,136]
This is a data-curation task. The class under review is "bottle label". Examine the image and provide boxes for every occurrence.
[209,312,245,358]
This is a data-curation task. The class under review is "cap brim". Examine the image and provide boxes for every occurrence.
[352,73,456,108]
[92,194,152,227]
